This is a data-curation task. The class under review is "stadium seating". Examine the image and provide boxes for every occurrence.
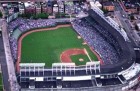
[72,17,119,65]
[8,18,69,60]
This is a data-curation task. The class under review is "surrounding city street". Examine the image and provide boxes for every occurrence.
[0,34,10,91]
[1,19,19,91]
[114,2,140,46]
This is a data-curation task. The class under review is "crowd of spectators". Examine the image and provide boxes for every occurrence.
[8,18,27,33]
[18,19,56,32]
[8,18,69,60]
[9,37,17,59]
[85,16,122,56]
[72,18,119,65]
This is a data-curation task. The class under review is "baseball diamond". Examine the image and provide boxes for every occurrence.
[19,25,99,68]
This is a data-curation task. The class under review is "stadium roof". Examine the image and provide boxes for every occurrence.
[63,76,92,81]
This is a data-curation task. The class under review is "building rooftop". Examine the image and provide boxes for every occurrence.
[103,2,114,6]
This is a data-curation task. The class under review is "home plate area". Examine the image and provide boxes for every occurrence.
[60,48,91,66]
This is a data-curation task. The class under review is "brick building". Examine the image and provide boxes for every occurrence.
[103,2,115,11]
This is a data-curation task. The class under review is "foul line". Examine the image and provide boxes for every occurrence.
[84,48,92,62]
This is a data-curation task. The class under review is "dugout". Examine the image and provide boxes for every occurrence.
[56,77,62,88]
[29,78,35,89]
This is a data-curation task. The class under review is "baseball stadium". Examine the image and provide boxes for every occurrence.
[1,1,140,91]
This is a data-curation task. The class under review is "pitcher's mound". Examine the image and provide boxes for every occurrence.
[79,58,84,62]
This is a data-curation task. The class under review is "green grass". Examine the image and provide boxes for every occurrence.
[0,73,3,91]
[21,27,98,67]
[70,54,90,66]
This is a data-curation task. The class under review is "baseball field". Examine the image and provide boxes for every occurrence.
[20,25,98,67]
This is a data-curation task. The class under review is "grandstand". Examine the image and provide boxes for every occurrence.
[87,9,135,73]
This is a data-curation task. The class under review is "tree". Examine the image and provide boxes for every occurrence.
[19,13,32,18]
[19,13,26,18]
[32,14,37,19]
[59,13,65,18]
[36,13,49,19]
[130,15,135,20]
[19,13,49,19]
[0,12,2,18]
[55,13,66,18]
[102,8,109,14]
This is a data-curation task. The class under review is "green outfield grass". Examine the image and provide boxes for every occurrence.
[21,27,98,67]
[70,54,90,66]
